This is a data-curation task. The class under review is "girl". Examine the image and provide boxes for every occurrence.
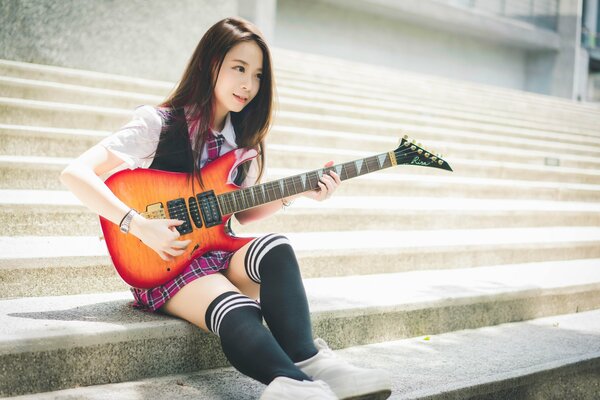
[60,17,391,400]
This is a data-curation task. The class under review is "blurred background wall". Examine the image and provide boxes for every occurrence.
[1,0,598,102]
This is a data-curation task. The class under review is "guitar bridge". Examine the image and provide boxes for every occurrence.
[141,202,166,219]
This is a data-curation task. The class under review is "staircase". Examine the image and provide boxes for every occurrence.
[1,47,600,399]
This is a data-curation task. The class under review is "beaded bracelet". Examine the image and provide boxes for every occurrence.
[282,198,294,208]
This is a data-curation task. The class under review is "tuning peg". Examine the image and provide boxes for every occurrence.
[411,145,417,151]
[431,156,437,161]
[403,134,409,140]
[417,149,423,154]
[425,153,430,158]
[438,160,444,165]
[411,138,416,144]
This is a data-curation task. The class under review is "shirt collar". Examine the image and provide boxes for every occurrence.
[213,112,236,146]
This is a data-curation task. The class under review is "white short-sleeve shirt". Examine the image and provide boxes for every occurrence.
[100,105,259,187]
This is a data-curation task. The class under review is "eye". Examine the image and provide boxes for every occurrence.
[235,66,245,73]
[256,73,262,80]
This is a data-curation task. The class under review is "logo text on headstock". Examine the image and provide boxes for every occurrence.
[410,156,432,166]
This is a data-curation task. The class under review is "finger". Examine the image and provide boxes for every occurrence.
[320,175,336,192]
[316,182,327,200]
[172,240,192,249]
[329,171,341,184]
[323,160,334,168]
[159,251,172,261]
[165,248,186,257]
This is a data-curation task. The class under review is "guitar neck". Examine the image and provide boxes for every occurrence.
[218,151,396,215]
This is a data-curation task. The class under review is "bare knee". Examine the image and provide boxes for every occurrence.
[161,274,240,331]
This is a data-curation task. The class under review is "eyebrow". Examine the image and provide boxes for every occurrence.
[232,59,263,72]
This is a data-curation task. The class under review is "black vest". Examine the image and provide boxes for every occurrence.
[148,107,195,173]
[148,107,248,186]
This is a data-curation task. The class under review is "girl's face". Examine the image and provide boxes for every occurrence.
[214,41,263,119]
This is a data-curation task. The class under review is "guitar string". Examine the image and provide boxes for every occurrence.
[219,146,429,215]
[218,146,427,215]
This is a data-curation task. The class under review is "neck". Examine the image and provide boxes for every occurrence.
[217,151,397,215]
[213,108,228,133]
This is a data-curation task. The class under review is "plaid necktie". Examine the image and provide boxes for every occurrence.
[206,131,225,164]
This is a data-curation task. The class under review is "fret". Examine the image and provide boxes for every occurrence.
[344,161,357,180]
[307,170,319,190]
[255,184,265,205]
[248,186,256,206]
[377,153,387,169]
[239,190,248,210]
[283,177,293,198]
[264,181,276,202]
[216,152,401,215]
[220,195,229,215]
[300,173,307,190]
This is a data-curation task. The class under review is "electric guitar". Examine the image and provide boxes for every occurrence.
[100,135,453,289]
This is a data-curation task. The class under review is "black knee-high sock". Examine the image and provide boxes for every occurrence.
[205,291,311,385]
[245,234,318,363]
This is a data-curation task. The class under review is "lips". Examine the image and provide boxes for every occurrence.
[233,94,248,103]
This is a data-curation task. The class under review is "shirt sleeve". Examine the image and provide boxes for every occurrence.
[99,105,162,169]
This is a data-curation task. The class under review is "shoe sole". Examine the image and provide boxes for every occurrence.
[343,390,392,400]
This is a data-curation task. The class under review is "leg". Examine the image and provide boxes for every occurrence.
[224,234,318,363]
[225,236,392,399]
[160,273,310,385]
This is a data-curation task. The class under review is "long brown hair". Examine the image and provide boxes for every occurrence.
[158,16,274,187]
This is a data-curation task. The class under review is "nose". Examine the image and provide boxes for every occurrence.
[241,76,253,93]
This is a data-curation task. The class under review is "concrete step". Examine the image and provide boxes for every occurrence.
[3,139,600,188]
[0,75,163,109]
[276,79,600,138]
[4,190,600,237]
[8,309,600,400]
[0,59,172,95]
[276,69,600,137]
[273,111,600,158]
[1,259,599,396]
[272,48,600,130]
[3,155,600,203]
[277,96,600,149]
[3,96,600,155]
[2,228,600,298]
[4,122,600,171]
[3,74,596,142]
[0,56,597,137]
[4,56,598,135]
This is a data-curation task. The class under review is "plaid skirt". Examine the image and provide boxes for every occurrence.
[130,250,234,312]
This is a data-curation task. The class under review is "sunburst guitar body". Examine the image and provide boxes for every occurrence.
[100,136,452,289]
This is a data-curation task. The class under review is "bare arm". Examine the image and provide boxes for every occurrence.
[60,144,191,261]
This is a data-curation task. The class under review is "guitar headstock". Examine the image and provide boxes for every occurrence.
[393,135,453,172]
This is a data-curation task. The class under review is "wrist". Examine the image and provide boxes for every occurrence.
[128,213,145,237]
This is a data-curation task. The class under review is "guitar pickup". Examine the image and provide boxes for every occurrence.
[197,191,222,227]
[167,198,193,235]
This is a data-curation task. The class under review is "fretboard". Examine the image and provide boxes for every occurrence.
[218,152,395,215]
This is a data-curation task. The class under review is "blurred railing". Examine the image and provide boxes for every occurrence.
[582,28,599,49]
[439,0,560,31]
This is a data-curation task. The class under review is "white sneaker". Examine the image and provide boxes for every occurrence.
[295,338,392,400]
[260,376,338,400]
